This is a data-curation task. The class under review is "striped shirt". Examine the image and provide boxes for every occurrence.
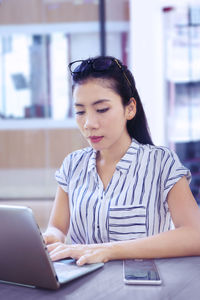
[55,139,191,244]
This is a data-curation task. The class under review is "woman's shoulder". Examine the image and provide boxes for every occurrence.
[134,139,175,156]
[134,140,180,165]
[71,146,93,157]
[63,146,94,165]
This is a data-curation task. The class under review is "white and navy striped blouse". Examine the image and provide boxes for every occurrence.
[55,139,191,244]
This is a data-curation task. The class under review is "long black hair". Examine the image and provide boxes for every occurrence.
[69,55,154,145]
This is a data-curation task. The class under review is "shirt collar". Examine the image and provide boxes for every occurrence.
[88,149,97,173]
[116,139,139,173]
[88,139,140,174]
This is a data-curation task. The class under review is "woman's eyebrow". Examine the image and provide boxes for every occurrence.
[74,99,110,107]
[74,103,84,107]
[93,99,110,105]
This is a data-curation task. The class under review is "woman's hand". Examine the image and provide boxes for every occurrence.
[43,232,62,245]
[47,242,112,266]
[43,226,66,245]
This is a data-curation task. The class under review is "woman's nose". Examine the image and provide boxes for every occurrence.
[84,114,99,129]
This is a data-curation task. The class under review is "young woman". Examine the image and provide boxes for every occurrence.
[43,56,200,266]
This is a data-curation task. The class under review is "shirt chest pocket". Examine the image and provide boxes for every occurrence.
[108,205,147,242]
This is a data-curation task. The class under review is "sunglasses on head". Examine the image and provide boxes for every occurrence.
[68,57,132,91]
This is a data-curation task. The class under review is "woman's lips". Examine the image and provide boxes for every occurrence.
[89,136,103,143]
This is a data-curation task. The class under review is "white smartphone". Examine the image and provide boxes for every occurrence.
[123,259,162,285]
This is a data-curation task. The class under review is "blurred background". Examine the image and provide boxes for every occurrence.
[0,0,200,230]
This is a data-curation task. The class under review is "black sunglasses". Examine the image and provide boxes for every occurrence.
[68,57,132,91]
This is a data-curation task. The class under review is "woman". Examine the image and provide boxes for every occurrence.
[44,56,200,266]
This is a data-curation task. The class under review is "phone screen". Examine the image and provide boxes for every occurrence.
[123,259,162,285]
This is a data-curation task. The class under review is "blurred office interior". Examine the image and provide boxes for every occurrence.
[0,0,200,230]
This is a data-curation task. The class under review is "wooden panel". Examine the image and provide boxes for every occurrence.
[0,130,46,168]
[106,0,129,21]
[0,0,129,25]
[0,0,98,24]
[0,0,44,24]
[47,128,88,167]
[0,128,88,169]
[44,2,98,23]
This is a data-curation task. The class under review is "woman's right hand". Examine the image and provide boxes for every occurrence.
[43,232,61,245]
[42,226,66,245]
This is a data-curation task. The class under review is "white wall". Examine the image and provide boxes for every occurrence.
[129,0,166,146]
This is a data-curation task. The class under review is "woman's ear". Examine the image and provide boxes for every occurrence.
[126,97,136,120]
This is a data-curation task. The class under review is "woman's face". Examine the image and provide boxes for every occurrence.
[73,79,135,152]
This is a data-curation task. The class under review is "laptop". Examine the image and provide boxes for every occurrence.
[0,205,104,290]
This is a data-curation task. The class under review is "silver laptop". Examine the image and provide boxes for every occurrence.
[0,205,104,289]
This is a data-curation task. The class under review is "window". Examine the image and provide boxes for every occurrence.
[0,32,69,120]
[0,22,129,122]
[163,5,200,204]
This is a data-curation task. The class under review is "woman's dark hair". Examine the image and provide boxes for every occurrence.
[69,55,154,145]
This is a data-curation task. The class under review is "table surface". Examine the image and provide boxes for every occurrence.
[1,256,200,300]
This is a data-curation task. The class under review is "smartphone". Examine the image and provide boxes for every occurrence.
[123,259,162,285]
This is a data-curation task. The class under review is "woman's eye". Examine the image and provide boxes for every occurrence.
[97,108,109,113]
[75,111,85,115]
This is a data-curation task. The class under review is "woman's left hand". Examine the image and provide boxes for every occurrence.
[47,242,112,266]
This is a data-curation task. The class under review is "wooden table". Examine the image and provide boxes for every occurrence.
[1,256,200,300]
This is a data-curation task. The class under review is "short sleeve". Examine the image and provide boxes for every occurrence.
[162,149,191,203]
[55,154,72,193]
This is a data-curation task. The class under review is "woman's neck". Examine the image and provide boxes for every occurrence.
[97,135,132,166]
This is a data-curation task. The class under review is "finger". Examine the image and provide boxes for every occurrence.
[50,246,80,262]
[47,242,62,252]
[43,233,57,245]
[76,255,88,266]
[76,249,106,266]
[48,243,75,261]
[43,233,52,245]
[48,243,67,256]
[50,248,77,261]
[50,248,71,261]
[48,243,82,256]
[43,234,48,244]
[76,251,97,266]
[76,254,97,266]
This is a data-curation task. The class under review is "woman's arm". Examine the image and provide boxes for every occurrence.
[47,177,200,264]
[43,186,70,244]
[110,176,200,259]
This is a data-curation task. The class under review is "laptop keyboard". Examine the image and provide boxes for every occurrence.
[53,259,99,284]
